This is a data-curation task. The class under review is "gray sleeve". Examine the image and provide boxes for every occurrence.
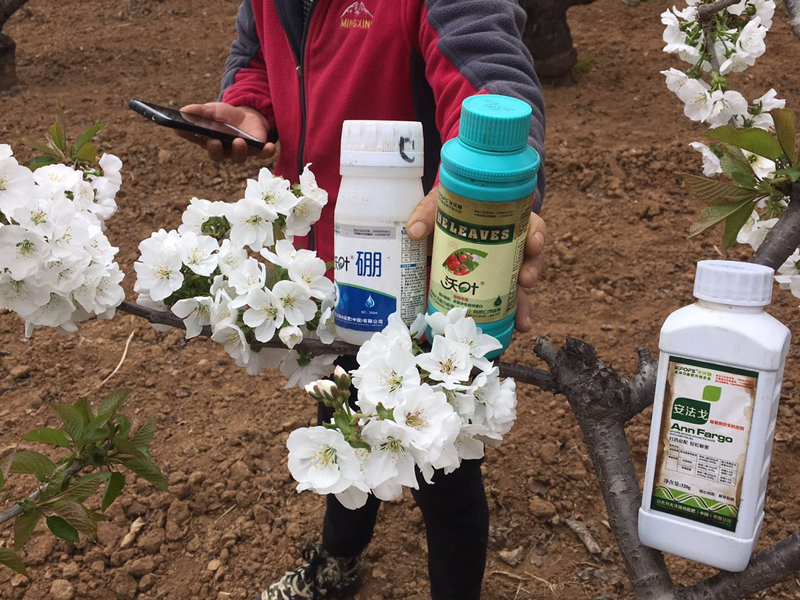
[424,0,546,209]
[219,0,261,98]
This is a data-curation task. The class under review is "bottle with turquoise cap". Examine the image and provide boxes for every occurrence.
[427,94,540,357]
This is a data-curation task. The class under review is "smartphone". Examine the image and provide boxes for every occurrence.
[128,99,266,149]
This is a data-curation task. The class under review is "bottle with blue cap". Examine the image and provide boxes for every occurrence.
[427,94,541,357]
[639,260,790,571]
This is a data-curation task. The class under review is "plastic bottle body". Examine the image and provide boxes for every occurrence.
[425,95,540,357]
[334,165,427,345]
[427,175,534,356]
[638,300,790,571]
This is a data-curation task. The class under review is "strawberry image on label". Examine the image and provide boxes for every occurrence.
[443,248,486,276]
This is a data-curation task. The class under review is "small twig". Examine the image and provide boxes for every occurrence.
[524,571,560,599]
[97,330,135,389]
[214,504,237,523]
[565,517,602,555]
[0,458,87,525]
[491,570,530,582]
[697,0,741,72]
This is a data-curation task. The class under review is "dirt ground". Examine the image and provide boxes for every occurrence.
[2,0,800,599]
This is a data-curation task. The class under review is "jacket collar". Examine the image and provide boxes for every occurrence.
[273,0,305,63]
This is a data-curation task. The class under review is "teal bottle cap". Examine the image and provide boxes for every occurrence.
[458,94,532,152]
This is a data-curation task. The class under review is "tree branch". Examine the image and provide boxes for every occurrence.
[534,338,676,599]
[681,531,800,599]
[751,182,800,270]
[697,0,741,72]
[786,0,800,43]
[115,301,556,390]
[0,457,87,525]
[0,0,27,33]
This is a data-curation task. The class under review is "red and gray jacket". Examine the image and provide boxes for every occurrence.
[220,0,545,262]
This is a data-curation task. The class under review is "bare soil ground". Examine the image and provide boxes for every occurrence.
[2,1,800,599]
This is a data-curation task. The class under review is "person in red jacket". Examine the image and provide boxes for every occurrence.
[178,1,547,599]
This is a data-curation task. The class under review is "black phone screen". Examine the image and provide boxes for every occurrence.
[130,100,265,144]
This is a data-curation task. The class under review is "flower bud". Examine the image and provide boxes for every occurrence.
[304,382,322,402]
[333,365,351,390]
[315,379,339,402]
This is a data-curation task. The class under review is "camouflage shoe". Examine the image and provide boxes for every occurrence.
[256,543,363,600]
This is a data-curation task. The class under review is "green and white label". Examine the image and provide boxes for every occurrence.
[651,357,757,532]
[428,186,532,323]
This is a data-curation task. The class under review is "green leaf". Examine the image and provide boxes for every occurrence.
[1,447,18,491]
[81,428,109,444]
[24,155,57,171]
[111,435,145,459]
[74,142,97,163]
[121,458,168,490]
[0,547,29,578]
[14,510,42,550]
[117,413,132,439]
[23,428,72,447]
[46,516,80,543]
[722,200,755,249]
[334,413,353,437]
[376,403,395,422]
[18,137,61,157]
[73,397,94,424]
[86,409,115,433]
[50,123,66,153]
[772,165,800,183]
[719,145,757,189]
[689,199,755,239]
[63,475,103,503]
[51,404,85,442]
[75,122,105,151]
[705,125,784,160]
[773,109,796,163]
[51,500,96,537]
[101,472,125,511]
[10,451,56,477]
[40,467,66,503]
[53,100,66,149]
[99,389,133,417]
[130,418,155,448]
[680,173,760,205]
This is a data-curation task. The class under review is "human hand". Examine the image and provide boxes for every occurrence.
[406,186,547,333]
[175,102,276,163]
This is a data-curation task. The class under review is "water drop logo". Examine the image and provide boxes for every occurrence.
[365,295,375,308]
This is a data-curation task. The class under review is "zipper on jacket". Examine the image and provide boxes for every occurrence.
[297,2,318,251]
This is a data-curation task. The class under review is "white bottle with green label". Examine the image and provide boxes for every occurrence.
[639,260,790,572]
[333,120,428,345]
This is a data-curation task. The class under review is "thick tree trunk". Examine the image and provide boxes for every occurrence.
[520,0,595,79]
[0,0,27,91]
[0,33,16,90]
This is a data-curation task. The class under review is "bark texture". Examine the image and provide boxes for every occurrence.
[0,0,27,90]
[520,0,595,79]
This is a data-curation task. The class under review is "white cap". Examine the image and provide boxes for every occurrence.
[340,120,424,171]
[693,260,774,306]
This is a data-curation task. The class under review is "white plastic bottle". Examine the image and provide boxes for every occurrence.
[333,120,428,345]
[639,260,790,572]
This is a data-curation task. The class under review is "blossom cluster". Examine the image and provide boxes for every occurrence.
[286,308,516,510]
[134,165,338,387]
[661,0,780,129]
[0,145,125,335]
[662,0,800,303]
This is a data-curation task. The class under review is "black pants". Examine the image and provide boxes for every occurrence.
[317,356,489,600]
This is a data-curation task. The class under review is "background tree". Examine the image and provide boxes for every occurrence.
[0,0,26,90]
